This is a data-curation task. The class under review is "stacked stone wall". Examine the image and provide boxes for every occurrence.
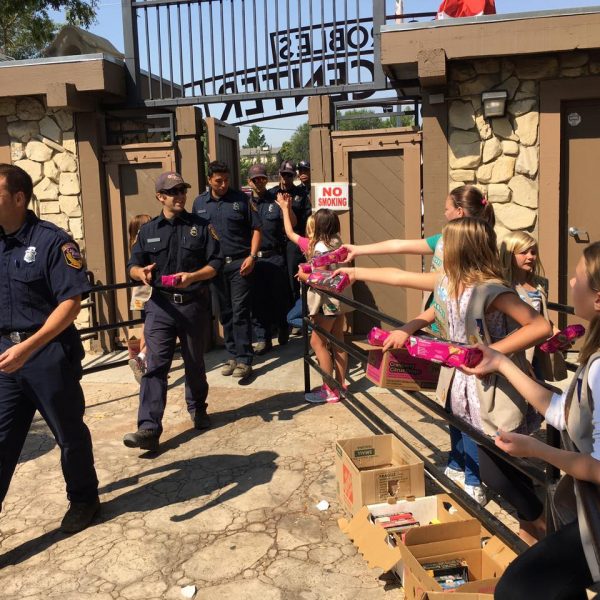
[447,50,598,238]
[0,96,90,332]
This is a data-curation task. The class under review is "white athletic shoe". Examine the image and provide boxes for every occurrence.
[464,484,488,506]
[444,466,466,486]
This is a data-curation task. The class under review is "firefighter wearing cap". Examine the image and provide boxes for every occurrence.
[0,163,99,533]
[272,160,311,299]
[124,171,223,453]
[297,160,311,203]
[193,161,262,379]
[247,164,291,354]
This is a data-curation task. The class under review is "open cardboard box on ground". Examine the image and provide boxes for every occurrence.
[353,340,440,391]
[335,434,425,515]
[338,494,476,579]
[399,520,516,600]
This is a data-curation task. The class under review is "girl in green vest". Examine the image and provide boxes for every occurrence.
[463,241,600,598]
[383,218,552,545]
[499,230,566,382]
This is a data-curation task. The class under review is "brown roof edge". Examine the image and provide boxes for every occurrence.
[0,54,125,102]
[381,9,600,78]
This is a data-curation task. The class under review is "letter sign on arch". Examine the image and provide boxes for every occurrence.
[314,182,350,212]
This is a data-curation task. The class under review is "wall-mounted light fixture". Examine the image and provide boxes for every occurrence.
[482,90,508,118]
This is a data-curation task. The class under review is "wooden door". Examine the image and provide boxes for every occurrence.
[560,100,600,329]
[103,142,175,342]
[350,150,409,333]
[204,117,241,188]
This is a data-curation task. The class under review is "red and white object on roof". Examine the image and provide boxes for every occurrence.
[437,0,496,19]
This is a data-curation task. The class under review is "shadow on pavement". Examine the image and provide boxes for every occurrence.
[18,420,56,465]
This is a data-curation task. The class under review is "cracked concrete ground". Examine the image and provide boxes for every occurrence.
[0,336,533,599]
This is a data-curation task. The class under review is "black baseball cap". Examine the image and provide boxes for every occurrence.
[248,164,267,179]
[297,160,311,170]
[279,160,296,175]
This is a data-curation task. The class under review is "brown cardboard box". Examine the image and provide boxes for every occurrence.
[338,494,476,577]
[335,434,425,515]
[353,340,440,391]
[399,521,516,600]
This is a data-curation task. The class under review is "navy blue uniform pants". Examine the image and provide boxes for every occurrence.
[212,258,254,365]
[286,241,304,301]
[0,337,98,506]
[252,254,291,343]
[139,291,210,434]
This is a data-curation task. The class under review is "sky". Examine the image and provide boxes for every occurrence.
[52,0,600,146]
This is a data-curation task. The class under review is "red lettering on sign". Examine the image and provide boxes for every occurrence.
[332,186,342,196]
[322,186,332,196]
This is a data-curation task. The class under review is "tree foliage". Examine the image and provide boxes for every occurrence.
[0,0,98,60]
[336,109,414,131]
[244,125,267,149]
[279,123,309,165]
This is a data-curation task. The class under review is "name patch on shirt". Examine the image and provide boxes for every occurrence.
[196,209,207,214]
[147,237,161,243]
[62,242,83,269]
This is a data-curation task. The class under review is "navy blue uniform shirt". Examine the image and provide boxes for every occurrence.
[0,210,91,332]
[253,189,286,252]
[272,184,311,235]
[192,188,261,258]
[128,210,222,294]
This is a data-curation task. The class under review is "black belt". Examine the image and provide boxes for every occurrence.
[0,330,36,343]
[156,290,202,305]
[257,249,282,258]
[224,252,248,264]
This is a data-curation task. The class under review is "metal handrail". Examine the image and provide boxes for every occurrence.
[301,283,577,554]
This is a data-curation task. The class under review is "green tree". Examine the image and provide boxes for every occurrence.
[336,108,415,131]
[244,125,266,148]
[0,1,98,60]
[279,123,309,164]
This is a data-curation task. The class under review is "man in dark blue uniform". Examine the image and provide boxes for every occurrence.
[124,172,222,453]
[0,163,99,533]
[247,164,291,355]
[297,160,312,203]
[193,161,261,379]
[272,160,311,300]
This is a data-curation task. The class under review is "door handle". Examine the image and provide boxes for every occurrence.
[569,227,590,243]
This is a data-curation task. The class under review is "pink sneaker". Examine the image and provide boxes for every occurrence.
[304,384,340,404]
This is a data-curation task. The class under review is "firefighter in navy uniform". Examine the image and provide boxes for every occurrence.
[247,164,291,355]
[0,163,99,533]
[193,161,261,379]
[297,160,311,203]
[124,172,222,453]
[272,160,311,300]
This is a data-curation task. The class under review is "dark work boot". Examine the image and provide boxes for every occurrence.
[278,326,290,346]
[123,429,160,452]
[60,498,100,533]
[190,410,212,431]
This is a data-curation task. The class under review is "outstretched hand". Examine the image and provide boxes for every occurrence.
[332,267,356,284]
[495,430,542,459]
[459,344,504,378]
[382,329,409,352]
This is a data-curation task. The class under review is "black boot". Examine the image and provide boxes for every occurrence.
[278,326,290,346]
[60,498,100,533]
[123,429,159,452]
[190,410,212,431]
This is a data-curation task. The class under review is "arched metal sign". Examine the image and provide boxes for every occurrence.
[122,0,388,120]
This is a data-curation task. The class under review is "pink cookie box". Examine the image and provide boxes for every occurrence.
[161,274,181,287]
[367,327,390,346]
[406,335,483,369]
[307,271,351,293]
[354,340,440,391]
[539,324,586,353]
[310,246,349,268]
[299,263,313,274]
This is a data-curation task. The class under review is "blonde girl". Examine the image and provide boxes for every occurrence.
[465,241,600,598]
[500,231,565,381]
[277,195,352,403]
[128,214,152,383]
[383,218,552,544]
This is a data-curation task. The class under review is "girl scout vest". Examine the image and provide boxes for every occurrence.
[515,281,567,382]
[433,278,531,436]
[555,353,600,583]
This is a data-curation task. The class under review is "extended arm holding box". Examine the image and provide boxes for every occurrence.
[334,267,437,291]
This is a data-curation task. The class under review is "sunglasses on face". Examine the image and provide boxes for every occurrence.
[281,173,294,178]
[251,177,268,183]
[161,186,187,196]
